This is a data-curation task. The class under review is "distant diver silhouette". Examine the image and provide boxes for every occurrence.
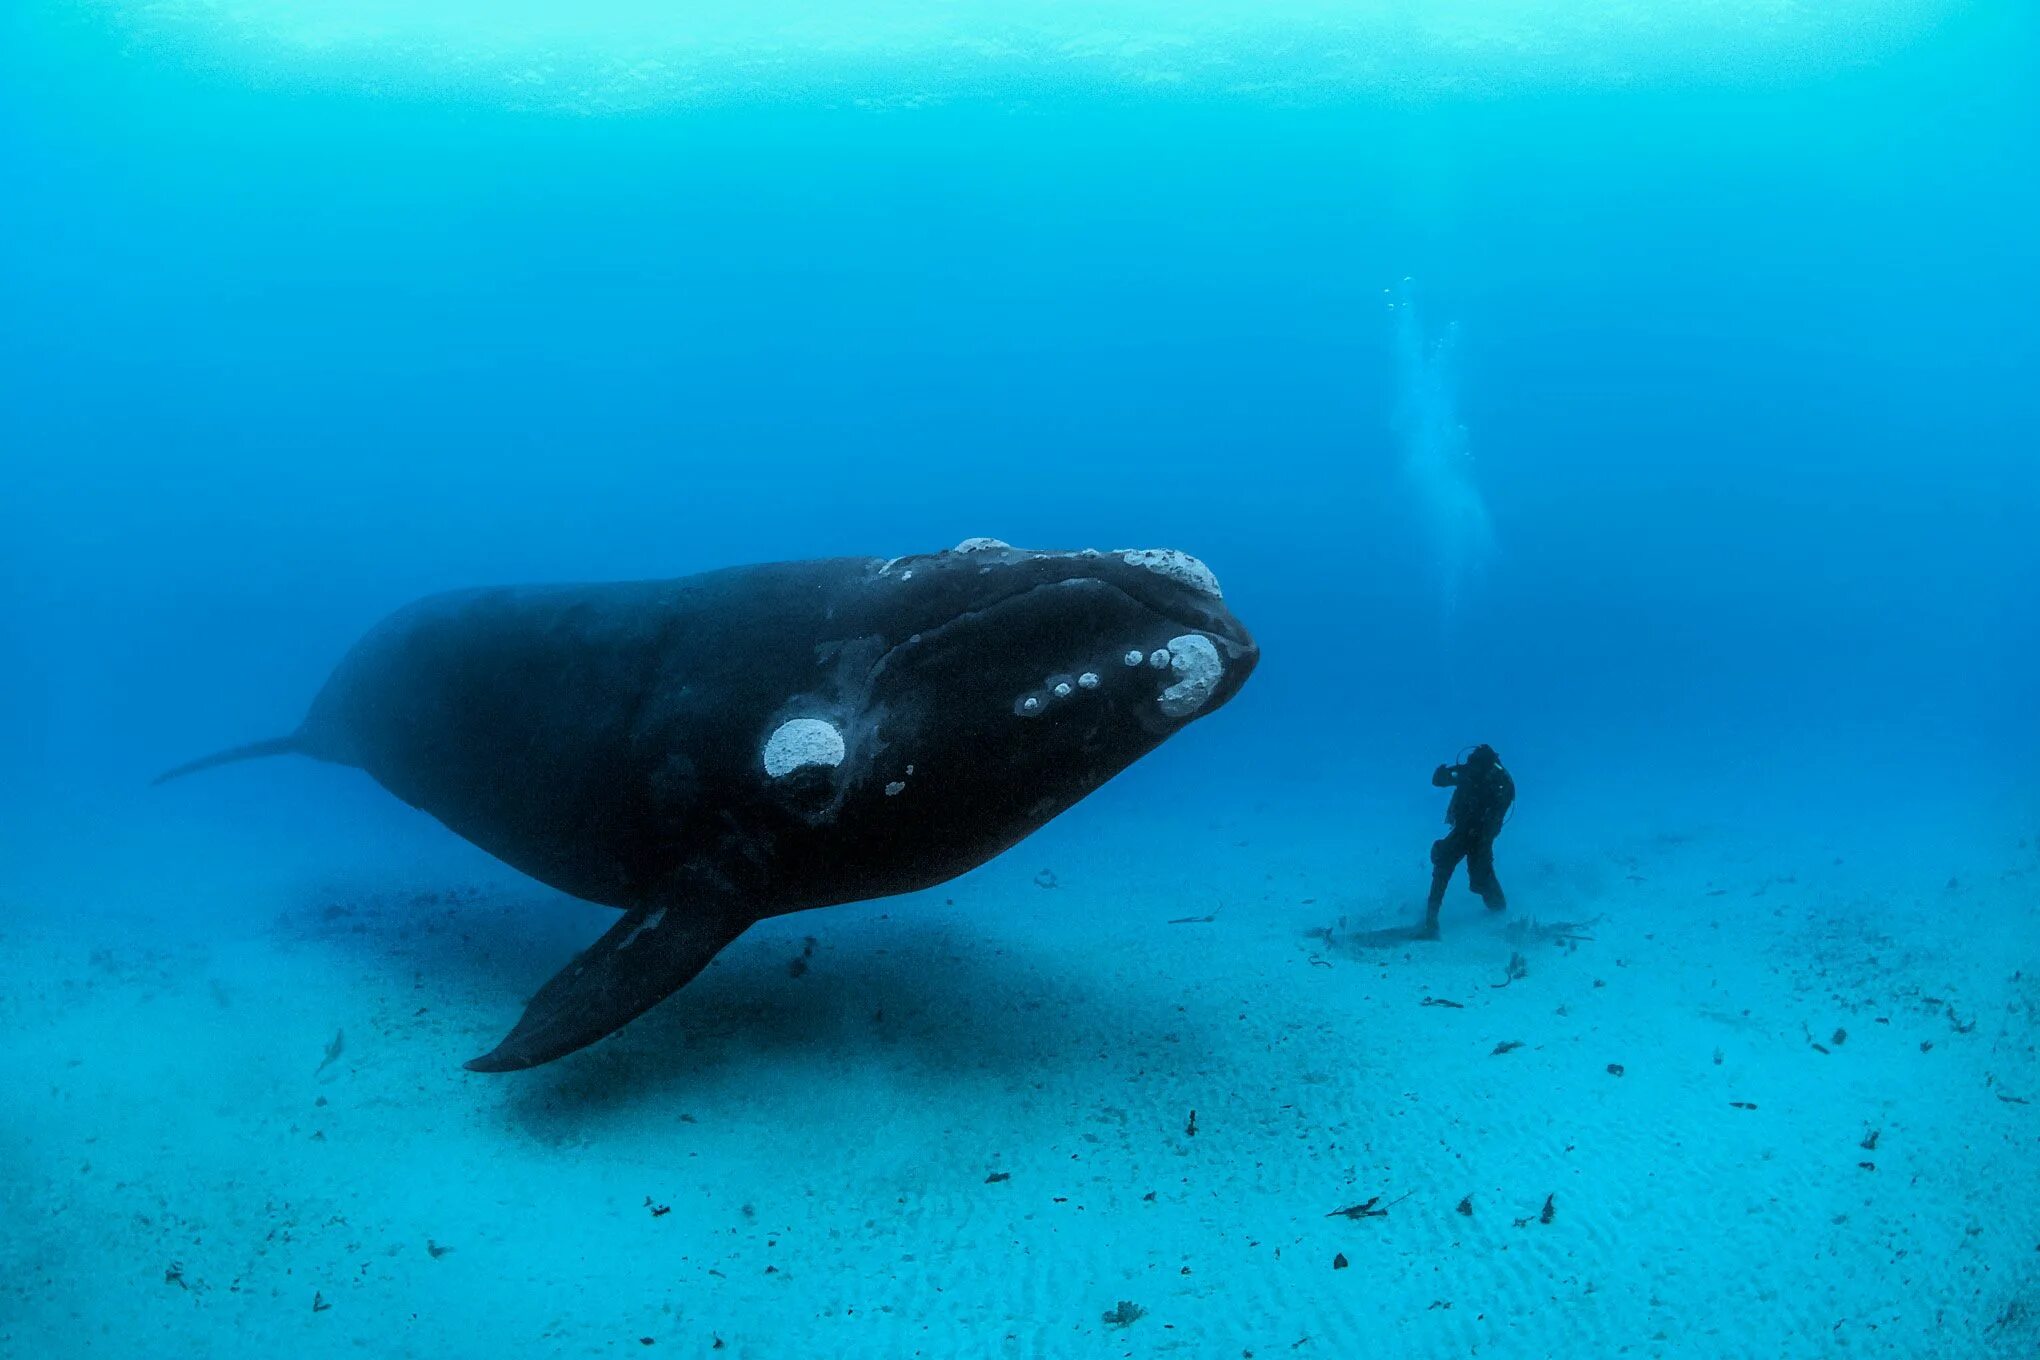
[1423,743,1514,935]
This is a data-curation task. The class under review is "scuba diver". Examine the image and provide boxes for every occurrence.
[1423,743,1515,935]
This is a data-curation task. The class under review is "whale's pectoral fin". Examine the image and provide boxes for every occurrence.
[465,900,750,1073]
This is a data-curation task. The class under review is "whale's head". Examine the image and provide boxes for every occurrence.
[760,538,1257,891]
[874,537,1255,734]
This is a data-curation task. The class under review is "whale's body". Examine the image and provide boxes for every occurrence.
[159,540,1257,1070]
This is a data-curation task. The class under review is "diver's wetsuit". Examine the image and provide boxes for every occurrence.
[1428,749,1515,917]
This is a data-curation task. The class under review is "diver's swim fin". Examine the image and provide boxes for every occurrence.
[465,899,751,1072]
[151,734,303,786]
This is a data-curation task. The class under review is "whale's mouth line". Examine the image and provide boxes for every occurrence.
[863,575,1144,691]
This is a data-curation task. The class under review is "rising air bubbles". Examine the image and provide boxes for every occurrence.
[1390,278,1494,621]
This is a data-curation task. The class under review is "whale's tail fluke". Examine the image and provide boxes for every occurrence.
[151,734,303,786]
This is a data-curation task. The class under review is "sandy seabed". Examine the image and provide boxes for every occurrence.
[3,802,2036,1359]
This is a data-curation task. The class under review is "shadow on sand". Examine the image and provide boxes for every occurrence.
[272,876,1218,1138]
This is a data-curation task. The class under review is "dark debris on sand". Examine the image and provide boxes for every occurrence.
[1101,1300,1146,1328]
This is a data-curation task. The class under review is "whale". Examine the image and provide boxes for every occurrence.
[156,538,1258,1070]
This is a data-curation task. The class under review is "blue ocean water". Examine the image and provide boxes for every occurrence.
[2,3,2036,1356]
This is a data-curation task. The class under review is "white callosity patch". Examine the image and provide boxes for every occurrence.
[1148,648,1171,669]
[1120,548,1222,599]
[1022,673,1091,716]
[885,781,906,797]
[952,537,1011,554]
[1122,649,1144,667]
[762,718,846,778]
[1157,634,1223,718]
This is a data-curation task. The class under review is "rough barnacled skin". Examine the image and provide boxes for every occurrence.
[162,539,1258,1070]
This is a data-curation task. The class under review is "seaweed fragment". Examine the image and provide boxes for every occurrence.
[314,1028,344,1077]
[1505,916,1601,947]
[1325,1192,1408,1220]
[1491,952,1528,988]
[1102,1300,1146,1328]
